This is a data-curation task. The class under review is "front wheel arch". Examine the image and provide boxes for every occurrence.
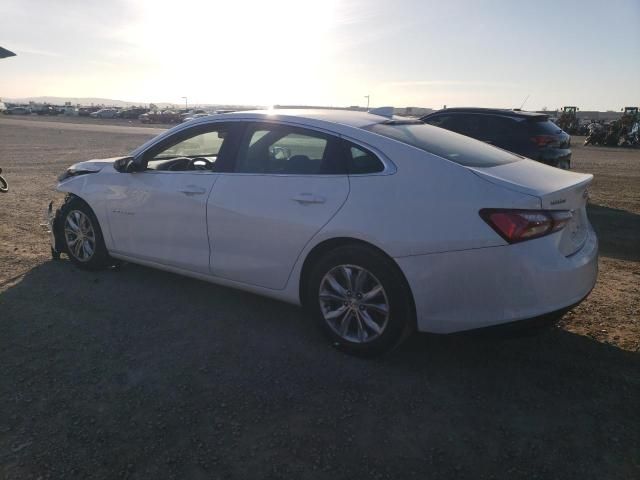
[55,194,112,269]
[53,194,84,252]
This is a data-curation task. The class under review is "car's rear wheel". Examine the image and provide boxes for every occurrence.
[558,159,570,170]
[59,197,111,270]
[306,245,414,356]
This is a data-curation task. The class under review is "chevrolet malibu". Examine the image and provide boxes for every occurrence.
[47,109,598,355]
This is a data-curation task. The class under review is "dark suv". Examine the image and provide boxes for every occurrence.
[421,108,571,169]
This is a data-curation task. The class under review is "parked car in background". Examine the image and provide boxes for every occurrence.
[139,110,181,124]
[181,112,210,123]
[62,106,79,116]
[90,108,118,119]
[47,109,597,355]
[5,106,31,115]
[118,107,149,119]
[78,106,101,117]
[180,109,207,122]
[35,105,60,115]
[421,108,572,169]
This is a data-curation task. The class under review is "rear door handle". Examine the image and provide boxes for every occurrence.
[179,185,207,196]
[291,193,326,205]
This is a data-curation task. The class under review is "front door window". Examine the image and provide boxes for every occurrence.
[143,125,231,172]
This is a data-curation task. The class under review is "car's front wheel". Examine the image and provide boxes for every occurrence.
[58,196,111,270]
[306,245,415,356]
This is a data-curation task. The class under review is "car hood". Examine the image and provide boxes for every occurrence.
[67,156,125,172]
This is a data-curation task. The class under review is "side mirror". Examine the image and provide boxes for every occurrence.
[113,156,137,173]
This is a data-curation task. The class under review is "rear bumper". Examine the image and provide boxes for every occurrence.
[537,149,572,167]
[395,224,598,334]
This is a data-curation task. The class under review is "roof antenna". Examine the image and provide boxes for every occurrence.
[519,94,530,110]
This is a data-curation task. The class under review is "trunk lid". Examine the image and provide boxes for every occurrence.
[469,159,592,256]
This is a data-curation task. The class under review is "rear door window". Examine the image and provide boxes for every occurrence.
[475,115,522,141]
[451,114,481,137]
[235,123,345,174]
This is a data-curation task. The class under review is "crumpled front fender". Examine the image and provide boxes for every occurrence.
[41,197,71,258]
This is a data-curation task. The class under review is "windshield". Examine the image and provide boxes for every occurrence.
[363,122,521,168]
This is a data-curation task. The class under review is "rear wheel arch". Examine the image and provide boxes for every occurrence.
[299,237,416,315]
[300,237,418,355]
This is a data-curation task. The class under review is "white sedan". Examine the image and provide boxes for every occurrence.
[47,109,598,355]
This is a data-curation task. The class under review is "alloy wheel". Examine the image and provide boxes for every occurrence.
[64,210,96,262]
[318,264,390,343]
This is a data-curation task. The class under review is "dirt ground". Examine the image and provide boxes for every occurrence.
[1,116,638,479]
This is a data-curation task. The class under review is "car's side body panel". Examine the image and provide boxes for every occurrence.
[104,170,219,273]
[207,173,350,289]
[107,251,304,305]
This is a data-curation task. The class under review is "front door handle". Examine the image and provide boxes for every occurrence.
[291,193,326,205]
[179,185,207,196]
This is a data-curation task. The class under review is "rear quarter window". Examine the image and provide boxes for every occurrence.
[344,141,384,174]
[364,123,521,168]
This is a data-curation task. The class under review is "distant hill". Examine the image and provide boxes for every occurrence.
[3,96,171,107]
[1,96,264,110]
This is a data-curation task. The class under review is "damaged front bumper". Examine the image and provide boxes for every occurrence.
[41,201,63,259]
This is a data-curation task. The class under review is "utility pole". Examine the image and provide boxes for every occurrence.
[181,96,188,110]
[364,95,370,110]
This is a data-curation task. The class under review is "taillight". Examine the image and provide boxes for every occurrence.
[479,209,572,243]
[530,135,555,147]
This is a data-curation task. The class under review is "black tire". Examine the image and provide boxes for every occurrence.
[305,245,415,356]
[57,196,112,270]
[0,174,7,193]
[557,159,570,170]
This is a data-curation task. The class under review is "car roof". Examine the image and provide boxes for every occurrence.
[422,108,548,120]
[131,109,405,157]
[190,108,397,129]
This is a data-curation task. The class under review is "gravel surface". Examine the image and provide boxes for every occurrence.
[1,117,638,479]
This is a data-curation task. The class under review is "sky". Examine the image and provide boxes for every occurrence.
[1,0,638,110]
